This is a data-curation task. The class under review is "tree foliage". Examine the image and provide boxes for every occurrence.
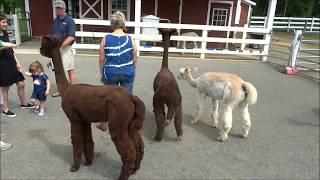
[253,0,319,17]
[0,0,24,14]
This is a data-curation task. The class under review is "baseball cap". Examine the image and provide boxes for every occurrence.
[54,0,66,9]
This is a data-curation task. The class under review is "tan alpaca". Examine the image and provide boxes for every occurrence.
[178,67,257,142]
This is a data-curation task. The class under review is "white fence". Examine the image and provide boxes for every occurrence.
[250,16,320,32]
[73,19,271,59]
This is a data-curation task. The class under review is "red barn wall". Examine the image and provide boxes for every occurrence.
[29,0,53,36]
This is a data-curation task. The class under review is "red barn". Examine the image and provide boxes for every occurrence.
[27,0,256,49]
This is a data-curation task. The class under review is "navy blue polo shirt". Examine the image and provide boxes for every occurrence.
[52,14,75,44]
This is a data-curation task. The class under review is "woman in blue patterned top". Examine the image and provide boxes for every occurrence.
[97,11,138,131]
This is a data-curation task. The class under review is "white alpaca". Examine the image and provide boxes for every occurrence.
[178,67,257,142]
[177,32,199,50]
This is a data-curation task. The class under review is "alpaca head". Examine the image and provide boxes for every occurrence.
[178,67,198,80]
[40,36,62,58]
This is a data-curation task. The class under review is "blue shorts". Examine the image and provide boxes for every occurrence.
[31,91,47,102]
[102,74,134,94]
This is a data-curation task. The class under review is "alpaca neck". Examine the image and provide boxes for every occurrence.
[51,48,69,95]
[161,34,170,68]
[186,72,197,88]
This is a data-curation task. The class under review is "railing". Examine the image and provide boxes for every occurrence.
[286,30,320,79]
[250,16,320,32]
[73,19,271,59]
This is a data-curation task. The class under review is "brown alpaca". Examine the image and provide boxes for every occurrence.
[40,36,145,180]
[153,28,183,141]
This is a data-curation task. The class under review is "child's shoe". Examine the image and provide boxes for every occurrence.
[38,108,45,116]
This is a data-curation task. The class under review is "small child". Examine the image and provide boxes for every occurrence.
[0,40,17,49]
[24,61,50,116]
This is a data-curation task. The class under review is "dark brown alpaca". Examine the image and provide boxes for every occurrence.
[153,28,183,141]
[40,36,145,180]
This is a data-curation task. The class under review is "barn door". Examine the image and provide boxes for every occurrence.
[79,0,103,19]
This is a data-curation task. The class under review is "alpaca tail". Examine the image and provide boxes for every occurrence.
[242,81,258,105]
[129,95,146,130]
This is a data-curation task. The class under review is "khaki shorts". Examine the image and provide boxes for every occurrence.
[60,45,74,71]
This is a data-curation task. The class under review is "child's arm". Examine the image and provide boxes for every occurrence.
[24,71,32,77]
[45,79,51,96]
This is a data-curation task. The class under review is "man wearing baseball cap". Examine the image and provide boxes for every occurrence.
[51,0,77,97]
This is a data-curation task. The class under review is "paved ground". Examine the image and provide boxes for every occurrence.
[1,54,319,180]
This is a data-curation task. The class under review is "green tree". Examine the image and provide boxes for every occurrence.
[253,0,319,17]
[0,0,24,14]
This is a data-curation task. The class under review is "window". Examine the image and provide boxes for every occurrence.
[211,8,228,26]
[109,0,130,20]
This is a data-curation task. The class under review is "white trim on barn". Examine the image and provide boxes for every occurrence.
[242,0,256,6]
[108,0,131,20]
[206,0,234,48]
[80,0,103,19]
[235,0,241,24]
[206,0,233,26]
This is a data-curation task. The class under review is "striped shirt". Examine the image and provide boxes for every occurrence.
[103,34,135,80]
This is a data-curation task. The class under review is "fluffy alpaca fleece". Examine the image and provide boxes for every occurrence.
[40,36,145,180]
[178,67,257,142]
[153,28,183,141]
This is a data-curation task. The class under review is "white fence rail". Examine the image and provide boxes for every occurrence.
[73,19,271,59]
[250,16,320,32]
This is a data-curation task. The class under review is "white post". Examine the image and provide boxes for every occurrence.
[288,30,302,67]
[235,0,241,24]
[52,0,56,19]
[24,0,31,37]
[261,0,277,62]
[310,17,315,31]
[200,30,208,59]
[287,17,291,32]
[13,15,21,45]
[134,0,141,56]
[241,24,248,51]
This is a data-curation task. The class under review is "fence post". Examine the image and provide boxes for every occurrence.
[310,17,315,31]
[261,0,277,62]
[134,0,141,57]
[287,17,291,32]
[241,24,248,51]
[200,29,208,59]
[288,30,302,68]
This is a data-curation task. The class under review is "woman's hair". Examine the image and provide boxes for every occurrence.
[110,11,126,31]
[0,14,7,21]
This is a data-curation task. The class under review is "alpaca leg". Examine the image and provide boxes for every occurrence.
[174,105,183,141]
[218,105,233,142]
[153,96,166,141]
[191,92,205,124]
[111,134,136,180]
[83,123,94,166]
[211,99,219,128]
[70,122,85,172]
[239,103,251,138]
[154,106,165,141]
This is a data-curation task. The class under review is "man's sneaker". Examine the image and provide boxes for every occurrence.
[0,133,7,140]
[21,103,35,109]
[1,141,12,151]
[2,110,16,118]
